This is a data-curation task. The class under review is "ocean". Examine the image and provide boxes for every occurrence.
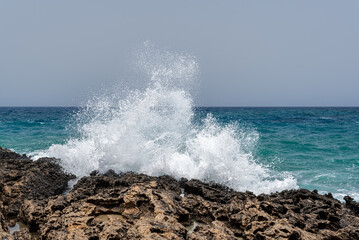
[1,106,359,201]
[1,46,358,201]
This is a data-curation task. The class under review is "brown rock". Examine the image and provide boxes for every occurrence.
[16,172,359,240]
[8,219,16,228]
[0,146,27,160]
[13,229,32,240]
[0,231,14,240]
[1,148,359,239]
[0,148,75,219]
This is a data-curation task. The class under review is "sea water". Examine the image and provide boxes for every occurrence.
[1,107,359,200]
[1,46,358,200]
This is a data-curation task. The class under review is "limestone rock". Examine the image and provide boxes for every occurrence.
[1,147,359,239]
[0,148,75,219]
[19,172,359,240]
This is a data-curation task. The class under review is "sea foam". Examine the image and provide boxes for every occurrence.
[35,44,297,194]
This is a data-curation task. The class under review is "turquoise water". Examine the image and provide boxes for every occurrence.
[200,107,359,200]
[0,107,77,153]
[1,107,359,200]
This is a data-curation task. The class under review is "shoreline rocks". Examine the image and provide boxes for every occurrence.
[1,147,359,239]
[0,148,75,219]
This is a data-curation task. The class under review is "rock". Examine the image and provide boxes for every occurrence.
[1,148,359,239]
[0,147,75,219]
[344,195,359,216]
[13,229,32,240]
[17,172,359,240]
[0,209,9,233]
[0,210,12,239]
[8,219,16,228]
[0,146,27,160]
[0,231,14,240]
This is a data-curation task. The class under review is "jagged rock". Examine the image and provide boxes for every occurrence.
[0,208,14,239]
[344,195,359,216]
[13,229,32,240]
[17,172,359,240]
[0,231,14,240]
[0,208,9,237]
[1,148,359,239]
[0,146,27,160]
[0,147,75,219]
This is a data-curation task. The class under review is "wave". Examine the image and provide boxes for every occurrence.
[34,43,297,194]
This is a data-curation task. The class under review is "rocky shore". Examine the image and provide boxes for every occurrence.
[1,147,359,239]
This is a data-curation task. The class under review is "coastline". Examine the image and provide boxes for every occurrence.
[1,147,359,239]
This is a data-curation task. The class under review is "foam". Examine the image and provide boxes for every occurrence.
[34,44,297,194]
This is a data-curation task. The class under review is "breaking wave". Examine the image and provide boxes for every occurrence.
[35,44,297,194]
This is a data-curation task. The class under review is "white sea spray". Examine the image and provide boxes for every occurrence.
[35,44,297,194]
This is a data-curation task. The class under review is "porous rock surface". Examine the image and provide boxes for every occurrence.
[0,147,75,218]
[1,147,359,239]
[0,147,74,239]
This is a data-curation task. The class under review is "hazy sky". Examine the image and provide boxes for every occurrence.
[0,1,358,107]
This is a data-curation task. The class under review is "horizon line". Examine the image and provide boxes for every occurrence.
[1,106,359,108]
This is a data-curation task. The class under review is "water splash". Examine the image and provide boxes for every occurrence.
[35,44,297,194]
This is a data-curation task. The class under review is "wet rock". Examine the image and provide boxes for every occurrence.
[1,148,359,239]
[16,173,359,240]
[344,195,359,216]
[8,219,16,228]
[0,147,75,219]
[0,147,28,160]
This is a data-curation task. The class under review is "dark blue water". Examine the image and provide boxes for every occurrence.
[1,107,359,200]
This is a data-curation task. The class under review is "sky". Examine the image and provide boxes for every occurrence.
[0,1,358,107]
